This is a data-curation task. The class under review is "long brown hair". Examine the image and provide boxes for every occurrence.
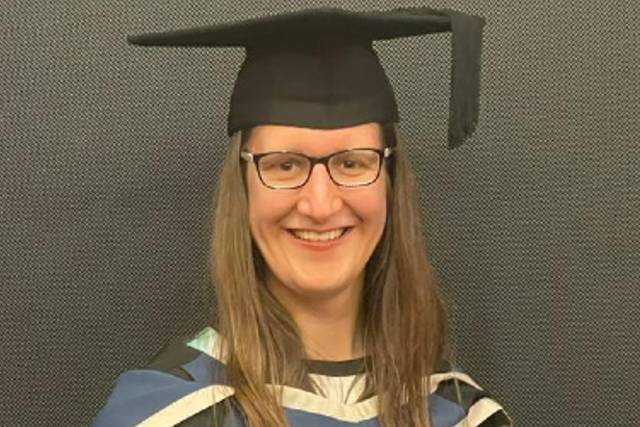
[210,123,450,426]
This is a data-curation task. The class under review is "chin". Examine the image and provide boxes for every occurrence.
[289,272,358,296]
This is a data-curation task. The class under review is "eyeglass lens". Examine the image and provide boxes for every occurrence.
[258,150,381,188]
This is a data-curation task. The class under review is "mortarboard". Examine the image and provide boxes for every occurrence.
[127,7,485,149]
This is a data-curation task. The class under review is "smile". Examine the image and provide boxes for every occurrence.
[289,227,350,242]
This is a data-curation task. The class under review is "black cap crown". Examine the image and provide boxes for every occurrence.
[128,7,485,149]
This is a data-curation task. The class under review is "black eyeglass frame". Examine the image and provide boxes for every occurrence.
[240,147,394,190]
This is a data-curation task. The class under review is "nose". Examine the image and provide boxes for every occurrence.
[296,164,343,221]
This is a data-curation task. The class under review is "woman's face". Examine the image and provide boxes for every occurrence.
[245,122,388,300]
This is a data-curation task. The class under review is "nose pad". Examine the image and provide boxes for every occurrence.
[296,164,343,220]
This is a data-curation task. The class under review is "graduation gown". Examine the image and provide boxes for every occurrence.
[91,327,512,427]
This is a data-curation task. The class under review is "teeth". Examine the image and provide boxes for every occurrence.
[292,228,346,242]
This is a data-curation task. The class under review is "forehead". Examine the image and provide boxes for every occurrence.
[246,122,383,154]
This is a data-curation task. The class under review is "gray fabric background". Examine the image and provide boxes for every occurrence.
[1,1,638,426]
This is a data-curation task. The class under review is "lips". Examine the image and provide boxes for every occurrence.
[288,227,351,242]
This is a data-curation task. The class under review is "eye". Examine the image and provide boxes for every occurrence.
[275,155,305,170]
[260,153,306,173]
[278,160,296,171]
[333,151,375,170]
[341,158,363,169]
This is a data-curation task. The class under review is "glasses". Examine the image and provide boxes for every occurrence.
[240,147,394,189]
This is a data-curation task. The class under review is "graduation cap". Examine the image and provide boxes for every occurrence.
[127,7,485,149]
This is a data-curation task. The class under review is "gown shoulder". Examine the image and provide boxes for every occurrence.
[90,327,236,427]
[431,360,512,427]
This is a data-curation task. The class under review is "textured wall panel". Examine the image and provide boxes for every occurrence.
[1,1,638,426]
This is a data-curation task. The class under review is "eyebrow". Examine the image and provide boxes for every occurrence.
[257,145,383,153]
[251,136,383,151]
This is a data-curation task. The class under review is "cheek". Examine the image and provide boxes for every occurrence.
[247,174,290,237]
[353,181,388,231]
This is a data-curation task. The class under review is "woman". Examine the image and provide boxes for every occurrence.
[92,7,512,427]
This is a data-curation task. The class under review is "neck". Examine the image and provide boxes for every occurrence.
[267,274,365,361]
